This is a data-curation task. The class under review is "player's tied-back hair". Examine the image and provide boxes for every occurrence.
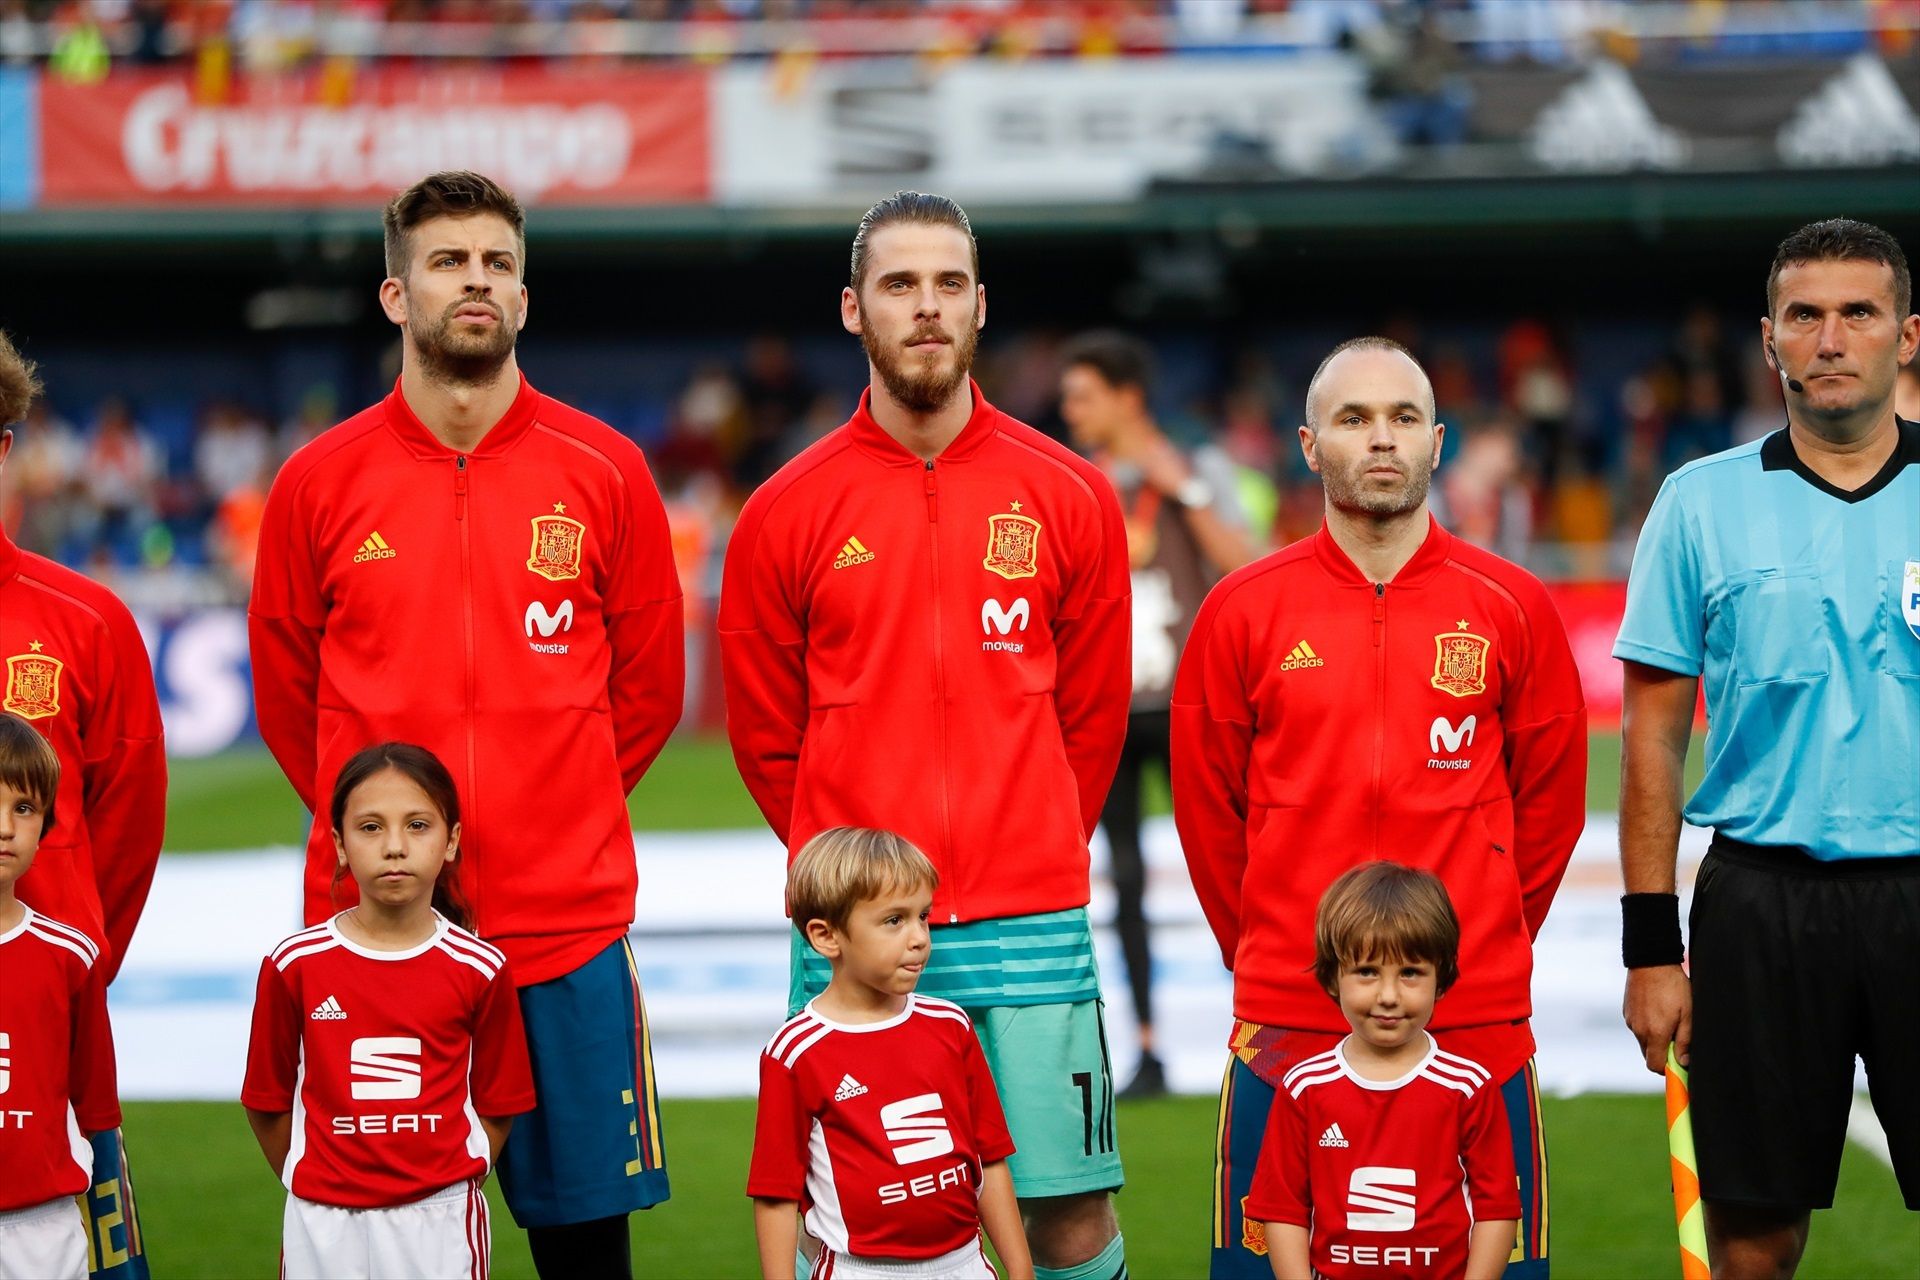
[849,191,979,290]
[0,711,61,832]
[1313,861,1461,996]
[384,171,528,281]
[0,329,44,428]
[789,827,939,937]
[1768,217,1911,319]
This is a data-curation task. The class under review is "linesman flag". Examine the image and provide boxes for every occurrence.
[1665,1044,1710,1279]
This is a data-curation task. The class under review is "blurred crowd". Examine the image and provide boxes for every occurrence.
[6,0,1913,78]
[10,314,1916,599]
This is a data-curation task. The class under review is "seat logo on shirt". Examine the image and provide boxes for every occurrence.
[0,1031,10,1094]
[528,506,586,582]
[2,644,62,721]
[1279,641,1324,671]
[833,536,876,570]
[983,505,1042,581]
[352,531,397,563]
[349,1037,423,1100]
[879,1093,954,1164]
[1431,625,1490,698]
[1346,1166,1417,1232]
[1902,561,1920,641]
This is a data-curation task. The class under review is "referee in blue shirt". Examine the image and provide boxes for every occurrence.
[1616,218,1920,1275]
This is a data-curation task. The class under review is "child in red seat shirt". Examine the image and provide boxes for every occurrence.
[0,714,119,1280]
[242,743,534,1280]
[1249,863,1519,1280]
[750,828,1033,1280]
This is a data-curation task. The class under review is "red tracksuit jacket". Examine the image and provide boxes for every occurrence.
[1171,518,1585,1032]
[0,528,167,983]
[719,384,1130,924]
[249,376,683,986]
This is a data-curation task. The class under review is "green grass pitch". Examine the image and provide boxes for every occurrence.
[144,737,1914,1276]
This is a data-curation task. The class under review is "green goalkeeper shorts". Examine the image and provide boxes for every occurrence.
[788,929,1124,1198]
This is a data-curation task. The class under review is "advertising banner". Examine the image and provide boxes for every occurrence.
[713,54,1383,205]
[39,65,710,205]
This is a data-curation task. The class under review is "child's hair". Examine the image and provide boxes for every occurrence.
[329,742,472,930]
[0,712,59,833]
[788,827,938,940]
[1312,862,1461,997]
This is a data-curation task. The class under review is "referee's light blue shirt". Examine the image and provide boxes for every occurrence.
[1614,419,1920,860]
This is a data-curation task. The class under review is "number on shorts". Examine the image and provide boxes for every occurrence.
[1072,1070,1115,1157]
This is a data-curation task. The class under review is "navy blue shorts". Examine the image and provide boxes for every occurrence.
[80,1128,149,1280]
[495,937,670,1227]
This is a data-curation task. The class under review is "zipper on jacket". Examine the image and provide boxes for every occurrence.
[924,459,957,922]
[1370,581,1387,855]
[456,454,480,924]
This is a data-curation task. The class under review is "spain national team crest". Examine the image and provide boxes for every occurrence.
[983,505,1042,581]
[3,648,64,720]
[1903,560,1920,642]
[1431,628,1491,698]
[527,508,586,582]
[1239,1197,1269,1256]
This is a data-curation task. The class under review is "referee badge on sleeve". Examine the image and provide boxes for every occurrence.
[1903,561,1920,642]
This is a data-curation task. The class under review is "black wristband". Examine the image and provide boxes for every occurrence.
[1621,892,1684,969]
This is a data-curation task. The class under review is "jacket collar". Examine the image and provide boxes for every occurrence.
[846,380,999,467]
[1312,512,1453,587]
[382,373,540,460]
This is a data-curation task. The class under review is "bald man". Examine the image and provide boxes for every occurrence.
[1171,337,1586,1278]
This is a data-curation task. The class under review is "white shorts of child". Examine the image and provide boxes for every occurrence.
[282,1179,490,1280]
[813,1237,999,1279]
[0,1195,87,1280]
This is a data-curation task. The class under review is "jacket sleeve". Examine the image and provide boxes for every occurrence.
[717,492,809,844]
[70,955,122,1133]
[1171,582,1256,968]
[81,591,167,984]
[605,450,685,794]
[248,463,326,813]
[1502,575,1588,938]
[1051,478,1131,838]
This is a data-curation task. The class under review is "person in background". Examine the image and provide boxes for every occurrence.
[1059,330,1256,1099]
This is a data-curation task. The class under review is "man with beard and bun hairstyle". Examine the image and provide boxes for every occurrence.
[1172,338,1585,1280]
[0,330,167,1280]
[249,171,684,1280]
[720,192,1134,1280]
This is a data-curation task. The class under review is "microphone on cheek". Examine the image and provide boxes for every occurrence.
[1770,342,1806,394]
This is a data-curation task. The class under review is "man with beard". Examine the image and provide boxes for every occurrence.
[720,192,1134,1280]
[1171,337,1585,1279]
[249,171,684,1279]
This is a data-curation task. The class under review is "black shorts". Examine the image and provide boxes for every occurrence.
[1689,836,1920,1212]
